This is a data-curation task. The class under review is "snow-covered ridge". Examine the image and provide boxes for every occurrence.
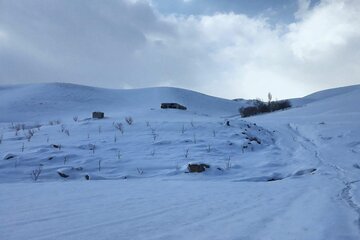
[0,82,244,122]
[290,84,360,108]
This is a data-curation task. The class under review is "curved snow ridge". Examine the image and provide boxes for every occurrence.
[290,84,360,108]
[304,84,360,102]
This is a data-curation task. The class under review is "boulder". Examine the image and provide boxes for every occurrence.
[92,112,104,119]
[187,163,210,173]
[3,153,16,160]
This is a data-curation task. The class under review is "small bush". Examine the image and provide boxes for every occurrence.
[114,122,124,134]
[125,116,133,125]
[31,165,43,181]
[239,99,291,117]
[25,129,35,142]
[270,100,291,111]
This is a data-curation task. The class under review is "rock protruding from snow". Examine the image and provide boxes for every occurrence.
[3,153,17,160]
[187,163,210,173]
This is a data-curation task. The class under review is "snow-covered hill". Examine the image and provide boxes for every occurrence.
[0,83,360,240]
[0,82,245,122]
[0,83,273,182]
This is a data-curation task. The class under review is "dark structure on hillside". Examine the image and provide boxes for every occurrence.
[161,103,187,110]
[187,163,210,173]
[92,112,104,119]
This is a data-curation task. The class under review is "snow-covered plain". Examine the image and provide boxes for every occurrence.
[0,83,360,239]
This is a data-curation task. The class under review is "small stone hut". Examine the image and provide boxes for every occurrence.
[92,112,104,119]
[161,103,187,110]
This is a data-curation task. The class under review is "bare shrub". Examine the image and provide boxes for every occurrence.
[137,168,144,175]
[14,124,21,136]
[31,164,43,181]
[64,129,70,136]
[225,156,232,170]
[114,122,124,134]
[125,116,133,125]
[185,148,189,158]
[150,128,158,141]
[25,129,35,142]
[181,124,186,134]
[91,144,96,154]
[206,145,211,153]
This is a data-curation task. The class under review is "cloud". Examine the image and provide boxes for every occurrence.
[295,0,312,19]
[0,0,359,99]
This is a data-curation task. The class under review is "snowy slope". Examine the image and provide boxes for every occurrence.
[0,83,273,182]
[290,84,360,107]
[0,83,360,240]
[0,83,243,122]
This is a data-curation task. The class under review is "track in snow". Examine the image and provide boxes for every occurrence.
[287,123,360,232]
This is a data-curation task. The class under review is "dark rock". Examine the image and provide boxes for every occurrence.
[267,177,282,182]
[92,112,104,119]
[51,144,61,149]
[57,171,69,178]
[248,136,261,144]
[3,153,16,160]
[187,163,210,173]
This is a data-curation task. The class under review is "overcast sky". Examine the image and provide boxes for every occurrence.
[0,0,359,99]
